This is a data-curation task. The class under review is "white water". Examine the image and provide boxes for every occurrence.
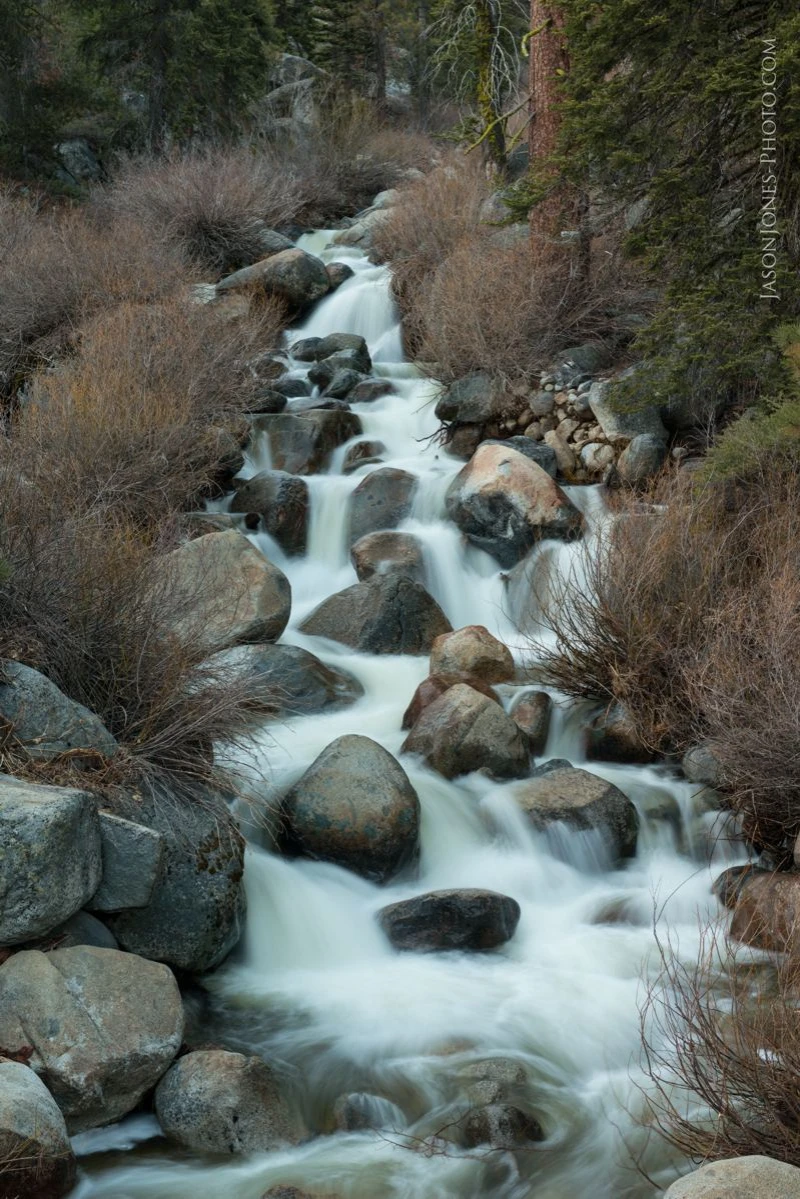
[74,235,743,1199]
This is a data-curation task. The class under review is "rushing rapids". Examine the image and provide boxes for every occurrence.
[73,233,743,1199]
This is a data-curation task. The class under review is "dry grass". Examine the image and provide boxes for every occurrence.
[642,922,800,1167]
[535,465,800,860]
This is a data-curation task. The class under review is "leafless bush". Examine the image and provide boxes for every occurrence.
[98,146,303,275]
[13,294,281,525]
[642,921,800,1166]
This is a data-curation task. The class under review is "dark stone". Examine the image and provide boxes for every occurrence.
[250,410,362,475]
[513,766,639,863]
[230,471,309,556]
[401,684,529,780]
[351,531,425,584]
[219,643,363,717]
[348,467,417,546]
[401,673,499,730]
[435,374,506,425]
[299,574,451,655]
[270,377,311,399]
[378,889,520,952]
[460,1104,544,1149]
[587,703,653,764]
[511,692,552,755]
[217,249,330,313]
[348,379,395,404]
[342,440,387,474]
[326,262,355,290]
[246,389,287,415]
[322,368,366,399]
[484,437,558,478]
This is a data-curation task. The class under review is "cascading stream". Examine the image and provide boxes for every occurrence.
[74,235,743,1199]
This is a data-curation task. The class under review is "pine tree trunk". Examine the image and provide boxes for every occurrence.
[476,0,506,175]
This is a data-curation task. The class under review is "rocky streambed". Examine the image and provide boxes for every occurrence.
[0,220,749,1199]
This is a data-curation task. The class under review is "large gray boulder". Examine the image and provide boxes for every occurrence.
[207,643,363,718]
[299,574,451,655]
[0,777,101,945]
[161,531,291,654]
[401,683,529,781]
[230,471,309,556]
[682,741,725,788]
[429,625,514,684]
[0,947,183,1133]
[665,1156,800,1197]
[435,374,507,425]
[445,443,582,568]
[484,437,558,478]
[0,1061,76,1198]
[250,410,362,475]
[88,812,165,913]
[104,787,246,973]
[512,766,638,862]
[290,333,371,374]
[378,889,520,952]
[155,1050,306,1155]
[216,249,330,312]
[587,380,667,446]
[617,433,667,486]
[279,734,420,883]
[0,660,117,764]
[350,531,426,584]
[347,468,417,546]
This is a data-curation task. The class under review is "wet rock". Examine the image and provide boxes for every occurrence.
[209,643,363,717]
[512,767,639,862]
[617,433,667,486]
[712,864,756,909]
[378,889,520,952]
[402,684,529,780]
[88,813,164,913]
[247,388,287,415]
[342,440,386,473]
[161,531,291,653]
[332,208,392,251]
[250,410,362,475]
[484,437,557,478]
[279,734,420,883]
[456,1058,527,1107]
[728,872,800,954]
[446,424,483,461]
[0,946,183,1133]
[682,741,725,788]
[230,471,309,556]
[322,368,365,400]
[348,468,417,546]
[429,625,514,684]
[348,379,395,404]
[401,673,499,731]
[217,249,330,312]
[51,911,118,950]
[435,374,506,425]
[0,777,102,945]
[511,691,552,755]
[105,786,245,973]
[291,333,371,374]
[262,1189,337,1199]
[271,377,311,399]
[459,1103,544,1149]
[351,531,425,584]
[326,262,354,290]
[155,1050,305,1155]
[664,1156,800,1197]
[0,1061,76,1199]
[587,704,653,764]
[0,660,118,764]
[332,1092,404,1132]
[445,443,582,568]
[588,380,667,446]
[299,574,451,655]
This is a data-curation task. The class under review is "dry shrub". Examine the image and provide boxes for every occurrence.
[98,146,302,275]
[14,294,282,525]
[536,465,800,859]
[642,923,800,1167]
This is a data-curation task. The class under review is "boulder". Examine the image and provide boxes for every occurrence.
[0,660,117,764]
[0,777,101,945]
[270,377,311,399]
[255,229,295,257]
[485,437,557,478]
[247,388,287,415]
[299,574,451,655]
[326,262,354,290]
[104,787,245,973]
[459,1104,544,1150]
[401,684,529,780]
[664,1156,800,1197]
[216,249,330,312]
[682,741,725,788]
[712,865,756,909]
[342,440,386,473]
[0,1061,76,1199]
[587,380,667,446]
[161,531,291,654]
[250,410,362,475]
[580,442,616,474]
[208,643,363,717]
[348,379,395,404]
[456,1058,528,1107]
[154,1050,305,1155]
[230,471,309,556]
[351,531,425,583]
[321,368,364,400]
[348,468,417,546]
[332,1092,404,1133]
[586,704,653,764]
[51,911,118,951]
[435,374,506,425]
[88,812,165,913]
[378,889,520,952]
[429,625,514,684]
[727,872,800,954]
[279,734,420,883]
[511,691,552,755]
[332,208,392,250]
[445,444,582,568]
[291,334,371,374]
[617,433,667,485]
[543,428,577,477]
[0,947,183,1133]
[512,766,639,861]
[401,673,499,731]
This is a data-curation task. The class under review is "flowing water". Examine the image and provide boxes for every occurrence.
[73,233,744,1199]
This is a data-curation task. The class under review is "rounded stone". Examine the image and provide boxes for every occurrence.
[401,683,529,781]
[429,625,514,684]
[512,766,639,862]
[378,889,521,953]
